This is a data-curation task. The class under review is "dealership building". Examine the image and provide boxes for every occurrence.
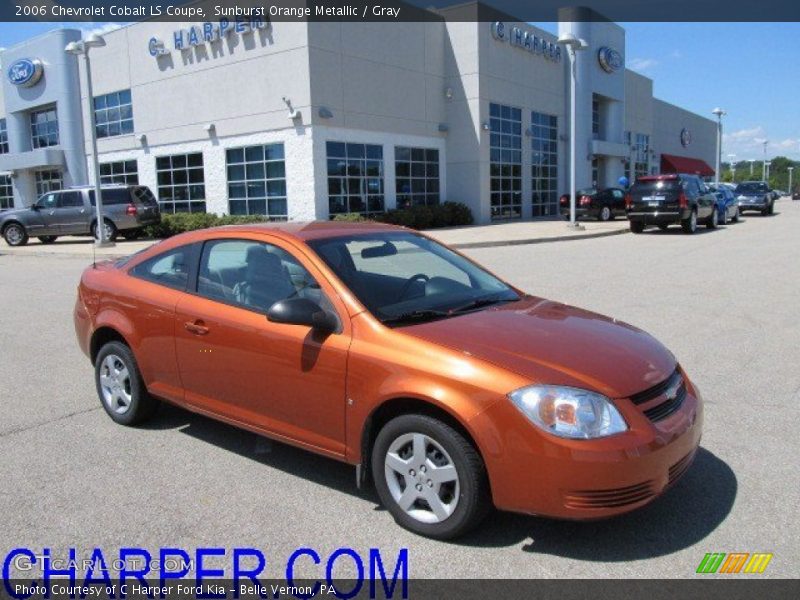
[0,2,717,223]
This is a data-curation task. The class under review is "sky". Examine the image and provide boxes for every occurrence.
[2,20,799,163]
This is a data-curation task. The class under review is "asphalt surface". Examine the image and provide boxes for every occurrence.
[1,200,798,580]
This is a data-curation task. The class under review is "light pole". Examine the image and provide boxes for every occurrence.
[748,159,755,176]
[762,140,768,181]
[66,33,113,247]
[558,31,588,230]
[788,166,794,194]
[765,161,772,184]
[711,108,725,185]
[728,154,736,182]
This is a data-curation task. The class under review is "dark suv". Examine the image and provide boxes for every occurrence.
[0,185,160,246]
[734,181,774,215]
[626,174,718,234]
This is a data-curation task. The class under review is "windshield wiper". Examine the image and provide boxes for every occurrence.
[448,294,518,314]
[381,309,451,325]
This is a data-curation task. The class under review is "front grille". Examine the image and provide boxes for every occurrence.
[629,368,687,423]
[564,480,655,510]
[668,451,696,486]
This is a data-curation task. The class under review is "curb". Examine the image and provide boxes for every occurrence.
[1,227,630,258]
[448,227,629,250]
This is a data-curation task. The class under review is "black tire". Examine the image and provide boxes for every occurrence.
[3,222,29,246]
[371,414,490,540]
[657,224,669,231]
[38,235,58,244]
[681,210,698,234]
[121,228,142,241]
[629,221,645,234]
[706,207,719,229]
[768,202,775,216]
[94,341,159,426]
[598,205,612,222]
[731,207,740,223]
[562,214,571,221]
[92,219,118,242]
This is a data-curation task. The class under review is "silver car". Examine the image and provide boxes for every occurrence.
[0,185,161,246]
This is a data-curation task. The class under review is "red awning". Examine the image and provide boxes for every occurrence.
[660,154,715,176]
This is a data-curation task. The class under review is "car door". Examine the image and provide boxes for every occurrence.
[610,188,626,215]
[28,193,61,235]
[173,235,351,458]
[55,191,89,234]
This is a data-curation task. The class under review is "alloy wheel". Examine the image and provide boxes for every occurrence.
[5,224,24,245]
[99,354,133,414]
[384,432,460,524]
[601,206,611,221]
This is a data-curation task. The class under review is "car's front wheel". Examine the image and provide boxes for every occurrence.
[95,341,159,426]
[731,206,740,223]
[629,221,645,234]
[3,222,29,246]
[38,235,58,244]
[599,205,612,221]
[371,414,490,540]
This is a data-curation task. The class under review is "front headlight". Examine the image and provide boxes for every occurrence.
[508,385,628,439]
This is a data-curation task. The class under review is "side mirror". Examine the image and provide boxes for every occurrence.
[30,204,40,210]
[267,297,339,333]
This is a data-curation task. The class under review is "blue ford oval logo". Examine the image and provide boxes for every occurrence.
[598,47,622,73]
[7,58,44,87]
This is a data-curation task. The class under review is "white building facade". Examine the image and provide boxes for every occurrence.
[0,2,717,224]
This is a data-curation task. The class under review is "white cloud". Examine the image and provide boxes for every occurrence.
[81,23,124,37]
[721,127,800,159]
[670,50,683,59]
[628,57,658,72]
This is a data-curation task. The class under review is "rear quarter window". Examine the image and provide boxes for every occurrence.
[130,245,195,291]
[631,181,680,194]
[90,189,132,206]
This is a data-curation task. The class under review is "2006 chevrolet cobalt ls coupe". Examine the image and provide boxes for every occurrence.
[74,222,702,539]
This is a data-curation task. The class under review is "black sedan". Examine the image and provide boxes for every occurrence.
[559,187,626,221]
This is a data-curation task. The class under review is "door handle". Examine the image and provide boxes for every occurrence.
[184,320,209,335]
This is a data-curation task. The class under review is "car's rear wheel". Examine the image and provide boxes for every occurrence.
[371,414,490,540]
[731,206,740,223]
[599,205,612,221]
[38,235,58,244]
[629,221,645,234]
[681,210,697,234]
[92,219,118,242]
[3,223,29,247]
[706,207,719,229]
[768,201,775,215]
[121,228,143,241]
[95,341,158,426]
[657,224,669,231]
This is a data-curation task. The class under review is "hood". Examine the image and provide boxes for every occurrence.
[400,296,676,399]
[0,207,32,218]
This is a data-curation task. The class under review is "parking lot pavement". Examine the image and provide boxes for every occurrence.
[0,200,798,579]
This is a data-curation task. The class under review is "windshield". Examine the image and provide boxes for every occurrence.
[735,183,767,194]
[308,232,519,325]
[631,180,680,194]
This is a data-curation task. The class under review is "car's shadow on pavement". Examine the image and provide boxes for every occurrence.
[146,404,735,560]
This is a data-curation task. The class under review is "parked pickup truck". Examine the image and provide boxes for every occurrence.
[626,174,718,234]
[0,185,160,246]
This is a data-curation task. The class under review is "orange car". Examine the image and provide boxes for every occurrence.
[74,222,702,539]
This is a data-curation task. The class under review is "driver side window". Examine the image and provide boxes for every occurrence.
[197,239,329,314]
[37,193,57,209]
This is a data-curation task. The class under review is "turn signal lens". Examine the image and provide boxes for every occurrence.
[126,203,138,216]
[509,385,628,439]
[678,192,688,208]
[579,195,592,206]
[624,194,633,209]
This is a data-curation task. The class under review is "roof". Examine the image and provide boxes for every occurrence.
[202,220,404,242]
[660,154,715,177]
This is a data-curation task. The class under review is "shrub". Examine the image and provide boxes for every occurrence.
[332,213,368,222]
[143,213,271,238]
[376,201,473,230]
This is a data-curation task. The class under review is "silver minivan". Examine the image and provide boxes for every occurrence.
[0,185,161,246]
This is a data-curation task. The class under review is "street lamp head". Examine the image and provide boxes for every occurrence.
[711,107,726,118]
[64,41,83,55]
[84,33,106,49]
[557,32,588,50]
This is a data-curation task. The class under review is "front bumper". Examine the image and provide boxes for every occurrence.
[471,374,703,519]
[737,199,767,210]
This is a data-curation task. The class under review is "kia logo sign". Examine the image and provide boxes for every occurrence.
[7,58,44,87]
[597,47,622,73]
